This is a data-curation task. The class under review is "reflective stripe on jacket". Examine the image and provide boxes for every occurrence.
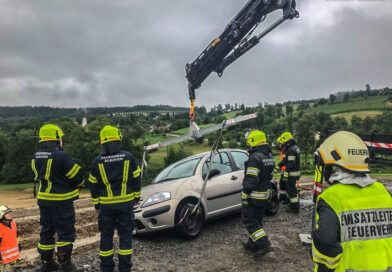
[0,221,20,264]
[32,144,84,205]
[313,182,392,271]
[89,149,141,209]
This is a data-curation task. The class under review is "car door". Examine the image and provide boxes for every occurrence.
[204,152,241,213]
[228,150,249,205]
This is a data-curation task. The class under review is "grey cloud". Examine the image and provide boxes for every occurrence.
[0,0,390,107]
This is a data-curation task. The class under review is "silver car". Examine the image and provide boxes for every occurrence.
[134,149,279,239]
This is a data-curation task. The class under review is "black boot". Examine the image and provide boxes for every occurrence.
[57,251,78,272]
[243,241,257,252]
[288,202,300,213]
[253,245,274,258]
[40,252,59,272]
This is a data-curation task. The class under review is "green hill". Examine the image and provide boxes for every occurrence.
[305,96,391,115]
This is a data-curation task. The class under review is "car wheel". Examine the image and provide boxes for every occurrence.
[175,201,204,239]
[265,183,279,216]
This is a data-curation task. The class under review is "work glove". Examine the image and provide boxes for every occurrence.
[241,191,249,205]
[77,179,85,189]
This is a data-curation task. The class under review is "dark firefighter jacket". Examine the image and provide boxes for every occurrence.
[31,142,84,206]
[278,138,300,178]
[242,145,275,204]
[89,141,141,210]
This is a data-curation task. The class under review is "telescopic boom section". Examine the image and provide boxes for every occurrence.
[185,0,298,119]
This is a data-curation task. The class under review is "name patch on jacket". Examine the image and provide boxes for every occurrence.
[101,154,125,163]
[262,158,275,166]
[340,208,392,242]
[34,152,52,159]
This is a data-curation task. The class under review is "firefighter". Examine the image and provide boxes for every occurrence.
[278,131,300,213]
[32,124,84,272]
[89,125,141,272]
[276,136,288,204]
[0,206,21,270]
[312,131,392,271]
[242,130,275,258]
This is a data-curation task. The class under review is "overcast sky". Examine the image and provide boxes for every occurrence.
[0,0,391,108]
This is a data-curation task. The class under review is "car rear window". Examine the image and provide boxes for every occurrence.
[231,151,248,170]
[202,152,232,176]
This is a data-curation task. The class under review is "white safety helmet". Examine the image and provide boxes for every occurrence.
[0,205,12,220]
[316,131,370,173]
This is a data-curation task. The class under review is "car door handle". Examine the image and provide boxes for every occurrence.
[231,176,238,180]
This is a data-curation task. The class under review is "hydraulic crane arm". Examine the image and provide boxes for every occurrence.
[185,0,299,119]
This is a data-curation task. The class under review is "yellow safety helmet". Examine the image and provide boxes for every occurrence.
[316,131,370,173]
[0,205,12,220]
[100,125,122,144]
[280,131,293,143]
[276,136,284,144]
[39,124,64,142]
[247,130,267,147]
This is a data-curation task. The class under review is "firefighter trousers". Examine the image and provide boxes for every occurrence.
[241,200,271,251]
[279,174,288,203]
[287,177,299,211]
[38,203,75,255]
[98,206,134,272]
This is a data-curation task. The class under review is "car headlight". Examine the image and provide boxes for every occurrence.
[141,192,171,208]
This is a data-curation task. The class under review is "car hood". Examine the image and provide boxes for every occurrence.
[141,177,194,200]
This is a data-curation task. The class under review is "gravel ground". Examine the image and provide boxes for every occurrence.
[14,197,315,272]
[76,199,314,272]
[11,179,391,272]
[18,196,314,272]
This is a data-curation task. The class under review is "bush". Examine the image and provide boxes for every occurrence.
[228,140,239,148]
[164,146,188,167]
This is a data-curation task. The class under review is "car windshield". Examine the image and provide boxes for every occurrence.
[153,156,202,183]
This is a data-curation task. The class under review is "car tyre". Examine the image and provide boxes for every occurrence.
[265,182,279,216]
[175,201,204,240]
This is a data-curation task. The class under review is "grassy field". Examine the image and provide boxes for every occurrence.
[305,96,391,115]
[331,110,384,121]
[0,183,33,190]
[221,110,242,119]
[136,134,175,145]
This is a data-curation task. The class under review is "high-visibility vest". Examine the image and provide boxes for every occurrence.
[280,150,286,172]
[0,221,20,264]
[313,182,392,271]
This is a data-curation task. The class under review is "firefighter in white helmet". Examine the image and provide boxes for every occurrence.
[0,206,21,270]
[311,131,392,271]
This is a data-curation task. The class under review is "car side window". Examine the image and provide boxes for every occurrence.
[202,152,232,176]
[231,151,248,170]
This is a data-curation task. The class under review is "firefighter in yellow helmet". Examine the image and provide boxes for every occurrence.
[89,125,141,272]
[32,124,84,272]
[312,131,392,271]
[278,131,300,213]
[242,130,275,258]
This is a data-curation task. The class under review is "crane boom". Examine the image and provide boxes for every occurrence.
[185,0,299,105]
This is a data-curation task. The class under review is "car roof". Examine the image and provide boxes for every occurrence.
[176,148,248,163]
